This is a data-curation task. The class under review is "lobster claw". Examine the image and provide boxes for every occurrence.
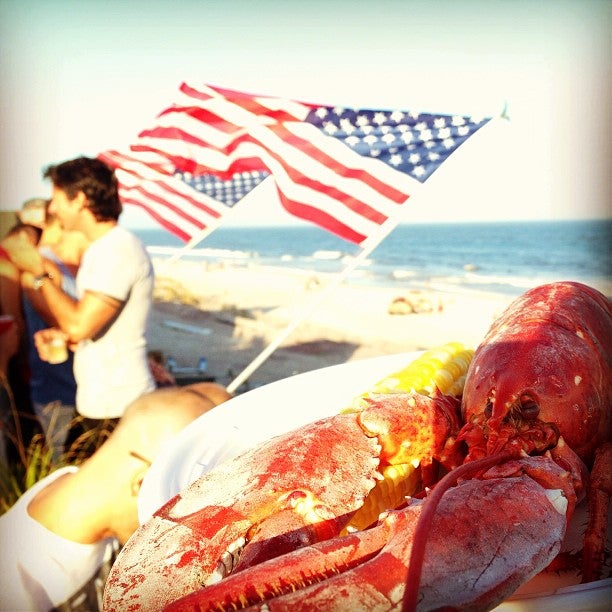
[104,391,461,611]
[166,464,568,611]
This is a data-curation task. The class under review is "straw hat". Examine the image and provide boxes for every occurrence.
[18,197,48,228]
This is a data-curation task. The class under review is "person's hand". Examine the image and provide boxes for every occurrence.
[33,327,70,362]
[148,357,176,387]
[20,271,35,290]
[3,236,44,275]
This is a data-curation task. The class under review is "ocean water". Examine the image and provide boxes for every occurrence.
[132,219,612,298]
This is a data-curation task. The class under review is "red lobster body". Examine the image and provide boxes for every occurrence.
[104,282,611,611]
[460,281,611,466]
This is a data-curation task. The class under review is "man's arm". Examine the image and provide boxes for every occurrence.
[32,276,122,342]
[9,241,123,343]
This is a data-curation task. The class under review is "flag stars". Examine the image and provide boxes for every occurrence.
[373,112,387,125]
[340,118,356,133]
[178,169,269,206]
[420,129,434,141]
[409,153,421,164]
[302,102,490,185]
[322,122,339,135]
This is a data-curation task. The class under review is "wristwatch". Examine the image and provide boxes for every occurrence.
[32,272,53,291]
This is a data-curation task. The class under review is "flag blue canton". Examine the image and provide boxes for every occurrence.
[176,169,270,206]
[306,106,488,182]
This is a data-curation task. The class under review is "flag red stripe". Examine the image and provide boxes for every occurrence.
[118,198,195,243]
[188,83,312,122]
[119,182,212,226]
[138,126,214,149]
[129,144,264,178]
[253,139,389,225]
[157,107,241,135]
[128,173,224,219]
[178,82,215,103]
[275,190,367,244]
[270,124,409,204]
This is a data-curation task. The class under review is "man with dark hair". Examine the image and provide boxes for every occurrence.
[7,157,156,425]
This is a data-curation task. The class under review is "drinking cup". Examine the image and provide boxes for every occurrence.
[47,336,68,364]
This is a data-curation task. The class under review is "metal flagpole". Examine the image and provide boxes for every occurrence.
[225,193,420,395]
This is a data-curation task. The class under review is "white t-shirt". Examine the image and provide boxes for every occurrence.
[74,225,155,418]
[0,468,116,611]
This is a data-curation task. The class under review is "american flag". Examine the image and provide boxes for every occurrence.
[100,83,491,244]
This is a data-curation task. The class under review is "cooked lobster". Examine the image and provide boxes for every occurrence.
[103,281,611,611]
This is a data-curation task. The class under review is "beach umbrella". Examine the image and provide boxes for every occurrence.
[98,83,502,391]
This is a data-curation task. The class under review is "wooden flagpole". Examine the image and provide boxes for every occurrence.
[225,197,418,395]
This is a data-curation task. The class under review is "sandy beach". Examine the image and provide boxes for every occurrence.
[146,257,516,394]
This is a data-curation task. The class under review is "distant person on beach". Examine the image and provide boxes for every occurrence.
[0,381,232,611]
[6,157,156,436]
[20,201,90,458]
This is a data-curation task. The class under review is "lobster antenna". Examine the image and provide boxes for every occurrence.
[401,451,513,612]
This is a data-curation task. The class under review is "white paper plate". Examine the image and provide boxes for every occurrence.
[138,351,611,610]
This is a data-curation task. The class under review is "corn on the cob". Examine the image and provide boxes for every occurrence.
[342,463,420,534]
[341,342,474,530]
[368,341,474,397]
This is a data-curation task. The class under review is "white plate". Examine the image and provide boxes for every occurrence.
[139,351,423,521]
[138,351,611,611]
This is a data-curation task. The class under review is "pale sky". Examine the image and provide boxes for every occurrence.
[1,0,610,228]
